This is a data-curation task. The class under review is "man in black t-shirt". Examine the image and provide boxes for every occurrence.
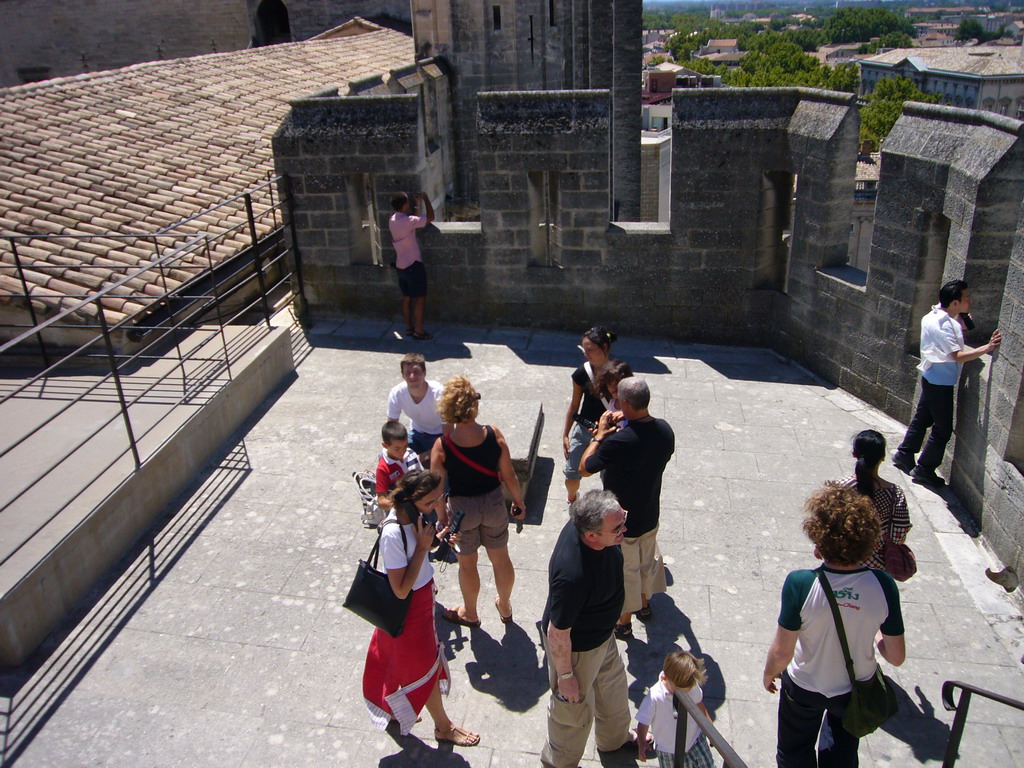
[580,377,675,639]
[541,490,634,768]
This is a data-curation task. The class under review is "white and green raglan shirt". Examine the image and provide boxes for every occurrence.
[779,566,904,698]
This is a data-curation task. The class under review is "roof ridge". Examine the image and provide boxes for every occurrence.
[0,30,403,96]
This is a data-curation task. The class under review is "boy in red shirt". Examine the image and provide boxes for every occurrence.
[375,421,423,511]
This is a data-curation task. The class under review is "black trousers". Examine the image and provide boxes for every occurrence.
[897,378,955,472]
[777,672,859,768]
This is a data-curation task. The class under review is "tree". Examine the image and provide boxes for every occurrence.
[955,19,1004,43]
[860,77,941,148]
[956,19,984,41]
[719,39,858,92]
[860,31,915,54]
[823,8,914,44]
[878,31,914,49]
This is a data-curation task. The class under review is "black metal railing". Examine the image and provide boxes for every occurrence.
[0,175,302,568]
[941,680,1024,767]
[673,689,749,768]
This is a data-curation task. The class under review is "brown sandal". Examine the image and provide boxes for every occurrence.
[435,724,480,747]
[443,606,481,628]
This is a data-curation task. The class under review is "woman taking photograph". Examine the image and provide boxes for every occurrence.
[592,359,633,426]
[431,376,526,628]
[561,326,617,504]
[362,470,479,747]
[837,430,912,575]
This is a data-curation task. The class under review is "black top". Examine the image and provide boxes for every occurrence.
[572,364,605,422]
[543,520,625,652]
[584,418,675,538]
[445,426,502,496]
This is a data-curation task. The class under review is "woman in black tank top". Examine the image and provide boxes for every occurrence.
[430,376,527,628]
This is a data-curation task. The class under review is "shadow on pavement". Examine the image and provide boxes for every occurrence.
[465,623,548,712]
[0,437,259,767]
[379,729,474,768]
[622,589,725,721]
[523,456,555,528]
[881,683,951,763]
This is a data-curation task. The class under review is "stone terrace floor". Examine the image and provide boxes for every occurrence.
[2,318,1023,768]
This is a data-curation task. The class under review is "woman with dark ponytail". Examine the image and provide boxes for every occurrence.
[837,430,912,573]
[561,326,617,504]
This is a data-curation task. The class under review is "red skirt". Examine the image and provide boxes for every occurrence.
[362,580,449,734]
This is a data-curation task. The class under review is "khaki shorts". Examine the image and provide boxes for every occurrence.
[621,526,666,614]
[450,487,509,554]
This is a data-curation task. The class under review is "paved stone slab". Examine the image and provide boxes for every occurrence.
[2,321,1023,768]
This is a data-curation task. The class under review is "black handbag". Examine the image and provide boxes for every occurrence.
[816,569,899,738]
[343,520,412,637]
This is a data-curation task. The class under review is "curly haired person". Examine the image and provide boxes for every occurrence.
[430,376,526,628]
[763,484,906,768]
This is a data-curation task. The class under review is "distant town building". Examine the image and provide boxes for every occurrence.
[912,21,960,46]
[905,6,975,20]
[860,45,1024,116]
[814,43,869,64]
[643,29,675,45]
[970,12,1015,34]
[699,39,739,56]
[849,150,880,273]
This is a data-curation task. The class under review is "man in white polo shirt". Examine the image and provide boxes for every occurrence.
[386,352,449,460]
[892,279,1001,488]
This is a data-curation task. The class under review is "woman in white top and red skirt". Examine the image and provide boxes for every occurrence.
[362,470,480,747]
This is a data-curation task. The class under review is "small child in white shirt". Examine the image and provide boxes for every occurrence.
[636,651,716,768]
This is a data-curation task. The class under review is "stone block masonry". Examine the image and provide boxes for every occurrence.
[0,0,250,87]
[284,0,411,41]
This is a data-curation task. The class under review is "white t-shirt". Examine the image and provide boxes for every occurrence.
[379,514,433,592]
[779,567,904,698]
[917,304,963,386]
[386,380,445,434]
[635,679,704,755]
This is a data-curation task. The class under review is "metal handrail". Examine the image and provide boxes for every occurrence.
[0,176,301,567]
[0,185,288,355]
[672,689,748,768]
[0,233,207,356]
[941,680,1024,767]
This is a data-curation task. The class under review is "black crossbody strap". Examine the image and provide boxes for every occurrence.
[368,519,408,570]
[816,568,857,685]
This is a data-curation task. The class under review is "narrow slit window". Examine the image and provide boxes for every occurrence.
[529,171,560,266]
[549,0,556,26]
[493,5,501,30]
[753,170,795,292]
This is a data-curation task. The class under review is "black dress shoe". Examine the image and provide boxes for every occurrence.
[911,467,945,488]
[892,451,915,474]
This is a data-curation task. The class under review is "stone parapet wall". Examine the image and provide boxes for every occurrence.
[0,0,250,87]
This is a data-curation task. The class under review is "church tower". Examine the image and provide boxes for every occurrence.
[411,0,640,219]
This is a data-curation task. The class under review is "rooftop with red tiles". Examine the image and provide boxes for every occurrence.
[0,19,414,328]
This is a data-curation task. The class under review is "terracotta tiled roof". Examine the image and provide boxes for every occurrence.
[0,21,414,326]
